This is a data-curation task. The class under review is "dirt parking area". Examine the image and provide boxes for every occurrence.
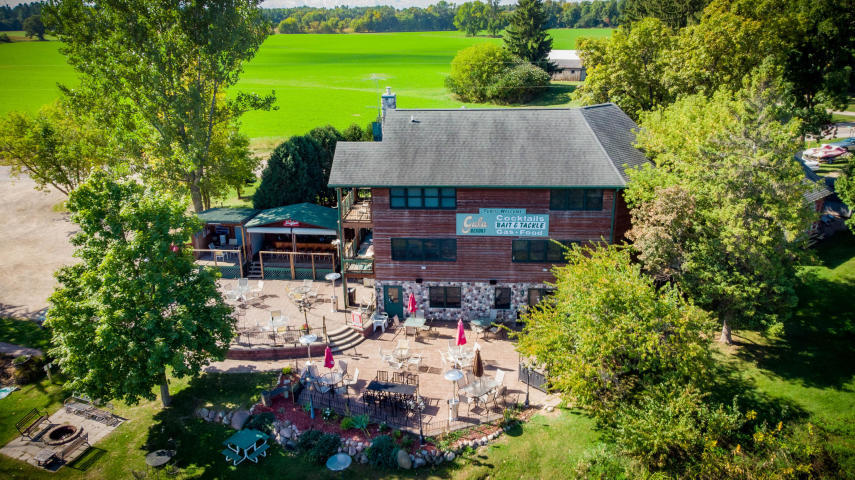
[0,167,76,319]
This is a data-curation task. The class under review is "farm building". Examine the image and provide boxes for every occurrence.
[328,94,648,319]
[547,49,586,81]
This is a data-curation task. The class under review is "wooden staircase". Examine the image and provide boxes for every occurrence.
[247,261,263,279]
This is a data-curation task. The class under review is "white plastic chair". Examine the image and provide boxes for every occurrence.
[238,278,249,289]
[338,359,348,377]
[495,369,506,386]
[250,280,264,298]
[302,279,313,288]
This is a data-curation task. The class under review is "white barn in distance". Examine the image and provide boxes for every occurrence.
[548,50,586,81]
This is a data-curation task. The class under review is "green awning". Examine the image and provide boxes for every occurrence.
[197,207,259,225]
[245,203,338,230]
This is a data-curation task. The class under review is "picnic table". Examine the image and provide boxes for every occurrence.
[222,429,269,466]
[34,447,56,467]
[471,317,493,329]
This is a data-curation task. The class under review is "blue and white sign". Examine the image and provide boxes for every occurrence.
[456,209,549,237]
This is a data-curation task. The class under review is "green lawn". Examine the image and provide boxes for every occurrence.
[0,317,52,351]
[0,29,611,145]
[833,112,855,123]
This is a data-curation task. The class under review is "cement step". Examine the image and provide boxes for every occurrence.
[328,326,366,354]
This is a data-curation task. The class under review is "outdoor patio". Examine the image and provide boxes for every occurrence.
[209,278,548,435]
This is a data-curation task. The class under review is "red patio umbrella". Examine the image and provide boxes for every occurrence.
[407,292,417,315]
[323,345,335,369]
[456,318,467,347]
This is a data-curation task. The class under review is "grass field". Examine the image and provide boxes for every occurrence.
[0,29,611,144]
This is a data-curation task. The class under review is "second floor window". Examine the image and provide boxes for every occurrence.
[549,188,604,211]
[390,188,456,209]
[391,238,457,261]
[512,239,577,263]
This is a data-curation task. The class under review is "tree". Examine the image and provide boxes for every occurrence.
[454,1,486,36]
[516,243,715,416]
[46,0,276,212]
[626,79,813,344]
[835,158,855,234]
[573,18,675,120]
[46,173,234,406]
[485,0,504,37]
[278,17,301,33]
[503,0,555,73]
[0,101,117,195]
[622,0,709,28]
[23,14,45,40]
[445,42,549,104]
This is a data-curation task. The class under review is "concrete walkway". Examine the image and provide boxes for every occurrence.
[0,342,43,358]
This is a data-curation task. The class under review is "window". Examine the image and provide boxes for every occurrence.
[512,240,577,263]
[494,287,511,310]
[527,288,554,306]
[390,188,456,209]
[549,189,604,211]
[430,286,461,308]
[391,238,457,261]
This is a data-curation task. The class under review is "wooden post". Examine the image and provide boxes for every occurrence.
[259,252,265,280]
[238,250,244,278]
[289,252,296,280]
[311,254,316,280]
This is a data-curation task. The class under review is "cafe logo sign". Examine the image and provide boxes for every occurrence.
[456,209,549,237]
[282,220,300,227]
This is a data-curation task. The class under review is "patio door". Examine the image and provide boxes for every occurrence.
[384,285,404,319]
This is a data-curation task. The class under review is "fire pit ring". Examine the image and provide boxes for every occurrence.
[43,424,82,446]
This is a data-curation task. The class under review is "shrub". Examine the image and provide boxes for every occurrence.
[0,33,11,43]
[297,430,324,452]
[487,62,550,104]
[306,433,340,465]
[446,42,550,105]
[245,412,276,435]
[281,366,293,375]
[574,443,632,480]
[378,422,390,432]
[400,434,415,450]
[366,435,399,468]
[608,384,743,472]
[340,416,355,430]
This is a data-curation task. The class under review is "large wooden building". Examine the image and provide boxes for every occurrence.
[328,98,648,320]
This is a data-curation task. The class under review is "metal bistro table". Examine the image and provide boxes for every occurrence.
[402,317,426,337]
[293,285,312,295]
[319,371,343,393]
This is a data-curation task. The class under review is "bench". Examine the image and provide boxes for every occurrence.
[221,448,244,465]
[15,408,48,439]
[59,433,90,462]
[246,443,269,463]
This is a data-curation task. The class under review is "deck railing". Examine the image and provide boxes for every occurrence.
[191,248,245,278]
[340,189,355,221]
[258,251,335,280]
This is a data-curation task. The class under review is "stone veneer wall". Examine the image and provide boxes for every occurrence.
[374,280,551,322]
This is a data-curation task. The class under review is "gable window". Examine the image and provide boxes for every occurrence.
[527,288,554,306]
[549,189,603,211]
[494,287,511,310]
[390,188,456,209]
[430,286,461,308]
[512,240,577,263]
[391,238,457,261]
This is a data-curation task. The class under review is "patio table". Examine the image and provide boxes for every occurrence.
[402,317,426,337]
[320,371,343,388]
[471,317,493,329]
[366,380,417,397]
[34,447,56,467]
[293,285,312,295]
[448,348,474,368]
[223,429,268,465]
[460,378,498,399]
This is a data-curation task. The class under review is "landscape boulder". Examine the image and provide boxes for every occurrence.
[396,449,412,469]
[231,410,251,430]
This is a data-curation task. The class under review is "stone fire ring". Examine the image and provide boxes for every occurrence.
[43,424,83,446]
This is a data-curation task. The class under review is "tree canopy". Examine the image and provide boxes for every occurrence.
[503,0,555,73]
[22,14,45,40]
[516,243,715,416]
[454,1,487,36]
[445,42,549,104]
[0,101,118,195]
[46,0,275,212]
[46,173,234,406]
[625,78,813,343]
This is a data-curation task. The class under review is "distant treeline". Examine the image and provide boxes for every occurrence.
[0,2,43,31]
[263,0,624,35]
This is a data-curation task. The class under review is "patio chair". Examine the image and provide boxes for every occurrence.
[336,368,359,395]
[376,370,388,382]
[208,243,225,262]
[238,278,249,289]
[250,281,264,298]
[459,394,475,415]
[338,360,348,377]
[391,371,406,384]
[396,339,410,351]
[407,353,422,372]
[406,373,419,387]
[495,369,506,386]
[308,364,320,379]
[302,279,313,288]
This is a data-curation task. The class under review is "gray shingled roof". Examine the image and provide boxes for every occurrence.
[328,104,648,188]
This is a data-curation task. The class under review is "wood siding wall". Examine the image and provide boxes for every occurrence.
[371,188,626,283]
[613,190,632,243]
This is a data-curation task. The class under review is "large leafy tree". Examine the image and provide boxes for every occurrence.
[574,17,675,120]
[503,0,555,73]
[454,1,486,36]
[626,78,813,344]
[45,0,275,212]
[0,101,117,195]
[23,14,45,40]
[47,173,234,406]
[517,243,715,416]
[622,0,709,28]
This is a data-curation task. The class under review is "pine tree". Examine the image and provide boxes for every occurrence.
[503,0,555,73]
